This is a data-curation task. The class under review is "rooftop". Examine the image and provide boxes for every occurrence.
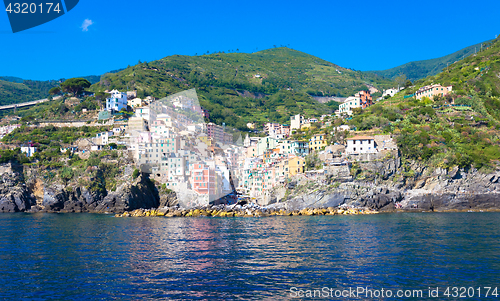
[346,136,375,140]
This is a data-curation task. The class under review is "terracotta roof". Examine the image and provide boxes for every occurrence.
[346,136,374,140]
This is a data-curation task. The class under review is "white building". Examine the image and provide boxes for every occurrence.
[338,96,361,115]
[135,107,157,123]
[383,88,399,98]
[91,145,103,151]
[171,96,194,110]
[21,146,37,157]
[334,125,350,132]
[345,136,377,155]
[128,98,143,108]
[290,114,304,131]
[96,131,114,145]
[106,89,128,112]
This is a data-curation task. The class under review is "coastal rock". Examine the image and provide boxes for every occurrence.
[159,190,178,208]
[95,175,159,213]
[0,163,35,212]
[0,187,34,212]
[358,189,402,211]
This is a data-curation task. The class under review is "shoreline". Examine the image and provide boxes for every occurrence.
[113,206,500,218]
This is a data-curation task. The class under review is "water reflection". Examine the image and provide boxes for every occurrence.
[0,213,500,300]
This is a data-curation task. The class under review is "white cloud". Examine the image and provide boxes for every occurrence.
[81,19,93,32]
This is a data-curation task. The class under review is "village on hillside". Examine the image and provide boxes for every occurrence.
[0,82,455,205]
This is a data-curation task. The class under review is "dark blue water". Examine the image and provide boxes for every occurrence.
[0,213,499,300]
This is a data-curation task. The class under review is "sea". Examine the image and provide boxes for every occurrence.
[0,213,499,300]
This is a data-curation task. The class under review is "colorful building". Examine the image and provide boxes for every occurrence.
[309,134,327,152]
[415,84,452,100]
[355,90,373,109]
[338,96,361,115]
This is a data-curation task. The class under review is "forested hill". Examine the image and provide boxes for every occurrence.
[370,40,492,81]
[90,47,393,128]
[0,79,59,106]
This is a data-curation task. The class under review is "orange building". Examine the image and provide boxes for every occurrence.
[355,90,373,109]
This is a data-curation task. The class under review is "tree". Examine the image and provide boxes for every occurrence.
[404,80,413,88]
[60,78,91,96]
[305,152,322,170]
[60,167,74,185]
[395,74,407,91]
[49,87,61,95]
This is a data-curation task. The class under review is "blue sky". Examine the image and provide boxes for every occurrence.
[1,0,499,80]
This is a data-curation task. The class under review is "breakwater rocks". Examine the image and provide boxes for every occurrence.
[115,204,379,218]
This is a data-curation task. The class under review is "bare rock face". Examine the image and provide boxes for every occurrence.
[159,191,178,208]
[397,166,500,211]
[0,163,35,212]
[358,188,403,211]
[0,186,34,212]
[94,174,160,213]
[24,170,163,213]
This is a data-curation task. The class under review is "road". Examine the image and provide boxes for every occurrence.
[0,96,61,111]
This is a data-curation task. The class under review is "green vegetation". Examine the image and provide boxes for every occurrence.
[132,168,140,179]
[370,40,492,81]
[60,78,91,96]
[3,125,110,145]
[349,37,500,171]
[0,148,30,164]
[89,47,393,130]
[0,78,59,105]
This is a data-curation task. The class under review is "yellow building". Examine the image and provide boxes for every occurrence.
[198,134,212,146]
[287,156,305,176]
[309,134,327,152]
[246,145,258,158]
[301,123,311,130]
[415,84,452,100]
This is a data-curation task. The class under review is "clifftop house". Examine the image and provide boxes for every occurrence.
[415,84,452,100]
[345,136,377,155]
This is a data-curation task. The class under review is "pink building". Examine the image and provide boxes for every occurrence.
[191,163,217,195]
[207,122,224,143]
[264,123,290,138]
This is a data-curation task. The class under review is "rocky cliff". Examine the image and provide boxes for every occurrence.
[1,153,499,214]
[0,163,35,212]
[262,156,500,212]
[0,163,168,213]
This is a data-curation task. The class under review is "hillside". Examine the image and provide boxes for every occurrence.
[0,79,59,106]
[370,40,492,81]
[0,67,127,108]
[90,47,393,129]
[349,37,500,172]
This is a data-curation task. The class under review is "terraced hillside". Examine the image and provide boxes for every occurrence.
[90,47,393,129]
[349,37,500,171]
